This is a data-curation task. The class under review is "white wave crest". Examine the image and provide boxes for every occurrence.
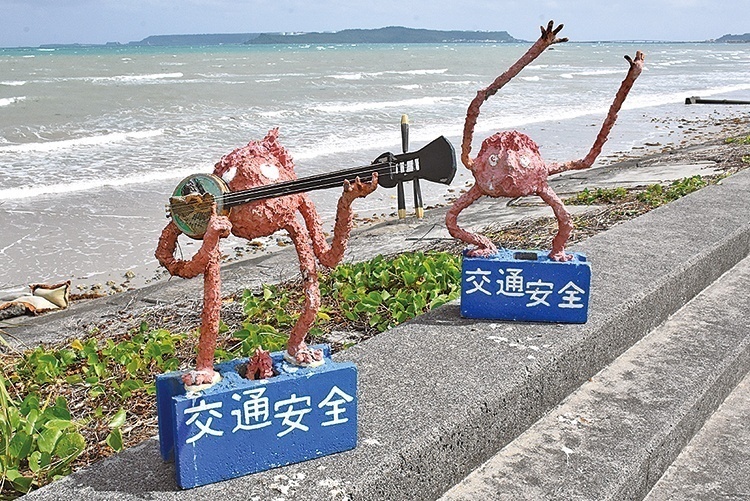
[573,69,624,77]
[1,81,26,86]
[0,129,163,153]
[521,76,541,82]
[313,96,454,114]
[89,72,183,84]
[0,96,26,107]
[328,73,365,80]
[0,166,200,201]
[402,69,448,75]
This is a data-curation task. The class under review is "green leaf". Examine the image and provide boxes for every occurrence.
[106,428,123,452]
[109,409,127,429]
[37,428,62,454]
[5,468,33,492]
[28,450,42,473]
[43,419,74,431]
[8,432,33,460]
[54,432,85,460]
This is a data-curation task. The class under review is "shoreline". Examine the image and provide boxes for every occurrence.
[2,107,749,302]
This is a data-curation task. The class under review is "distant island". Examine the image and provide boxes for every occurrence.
[123,27,521,47]
[715,32,750,42]
[29,28,750,49]
[130,33,260,46]
[245,26,522,44]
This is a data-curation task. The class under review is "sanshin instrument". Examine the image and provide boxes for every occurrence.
[166,136,456,239]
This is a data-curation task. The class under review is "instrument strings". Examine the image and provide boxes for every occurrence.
[169,159,410,212]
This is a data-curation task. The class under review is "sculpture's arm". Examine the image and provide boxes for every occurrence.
[302,174,378,269]
[155,206,232,278]
[549,51,645,174]
[462,21,567,169]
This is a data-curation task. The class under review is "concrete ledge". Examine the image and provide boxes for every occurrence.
[24,169,750,500]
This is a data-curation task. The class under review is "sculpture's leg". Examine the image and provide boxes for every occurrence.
[538,183,574,262]
[301,175,378,269]
[283,217,324,367]
[155,210,231,389]
[183,246,223,388]
[445,185,497,257]
[462,21,567,169]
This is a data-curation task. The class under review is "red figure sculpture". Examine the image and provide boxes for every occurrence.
[446,21,644,261]
[156,129,377,388]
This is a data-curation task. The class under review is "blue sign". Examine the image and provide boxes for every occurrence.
[460,249,591,323]
[156,345,357,489]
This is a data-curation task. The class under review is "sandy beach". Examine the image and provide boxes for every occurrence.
[4,105,748,303]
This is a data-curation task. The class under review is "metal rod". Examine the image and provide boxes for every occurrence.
[685,96,750,105]
[397,114,408,219]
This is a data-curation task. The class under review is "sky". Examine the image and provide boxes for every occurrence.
[1,0,748,48]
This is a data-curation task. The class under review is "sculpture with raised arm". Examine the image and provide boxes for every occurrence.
[446,21,644,261]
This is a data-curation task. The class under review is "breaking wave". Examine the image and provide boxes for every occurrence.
[0,96,26,107]
[0,129,163,153]
[0,167,200,200]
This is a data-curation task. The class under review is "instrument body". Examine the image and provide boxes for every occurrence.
[167,136,457,239]
[169,174,230,239]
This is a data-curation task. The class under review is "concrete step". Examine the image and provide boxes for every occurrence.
[645,370,750,500]
[440,254,750,500]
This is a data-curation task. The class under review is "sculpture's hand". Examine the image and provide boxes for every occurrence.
[540,20,568,46]
[203,205,232,245]
[342,172,379,202]
[624,51,645,78]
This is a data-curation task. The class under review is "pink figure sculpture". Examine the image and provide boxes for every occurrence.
[156,128,377,388]
[446,21,644,261]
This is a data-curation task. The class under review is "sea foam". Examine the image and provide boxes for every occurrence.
[0,166,201,201]
[0,96,25,107]
[312,96,454,114]
[0,129,163,153]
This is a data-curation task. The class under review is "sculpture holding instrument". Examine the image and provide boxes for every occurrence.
[446,21,644,261]
[156,128,456,389]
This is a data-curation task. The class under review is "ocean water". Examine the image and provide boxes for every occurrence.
[1,42,749,294]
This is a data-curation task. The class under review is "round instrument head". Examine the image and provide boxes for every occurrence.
[169,173,230,239]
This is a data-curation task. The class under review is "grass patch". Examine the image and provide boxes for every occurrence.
[725,134,750,145]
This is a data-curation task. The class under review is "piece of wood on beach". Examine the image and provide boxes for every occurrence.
[685,96,750,105]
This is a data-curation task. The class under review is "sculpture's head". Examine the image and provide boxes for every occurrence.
[213,128,296,190]
[471,130,547,196]
[474,130,544,172]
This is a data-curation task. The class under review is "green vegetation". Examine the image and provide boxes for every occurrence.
[635,176,708,208]
[725,134,750,145]
[566,176,711,210]
[0,375,86,496]
[565,186,628,205]
[0,251,460,498]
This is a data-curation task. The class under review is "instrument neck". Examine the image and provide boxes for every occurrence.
[221,162,391,209]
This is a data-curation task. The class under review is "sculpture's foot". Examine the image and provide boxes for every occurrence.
[284,346,325,368]
[466,245,498,258]
[246,347,275,380]
[182,369,222,392]
[548,250,574,262]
